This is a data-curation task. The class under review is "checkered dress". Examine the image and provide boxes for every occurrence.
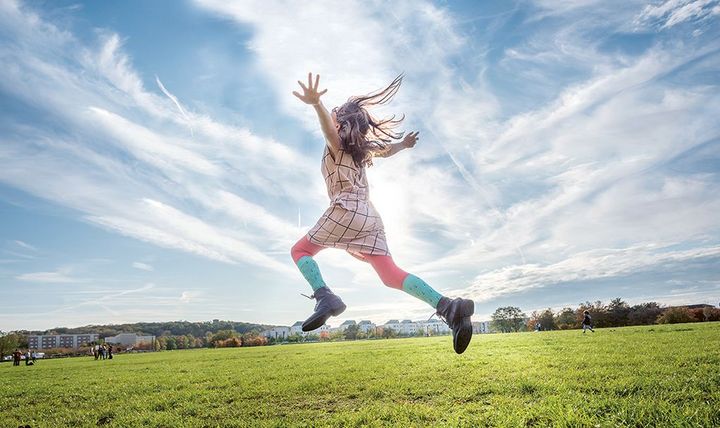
[307,146,390,259]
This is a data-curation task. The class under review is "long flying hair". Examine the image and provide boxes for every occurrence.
[333,74,405,168]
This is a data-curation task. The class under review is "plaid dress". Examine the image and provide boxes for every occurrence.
[307,146,390,259]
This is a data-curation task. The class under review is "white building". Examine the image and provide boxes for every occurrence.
[289,321,304,336]
[357,320,376,334]
[402,319,422,335]
[424,319,451,335]
[382,319,402,335]
[473,321,492,334]
[262,326,290,340]
[336,320,356,332]
[104,333,155,347]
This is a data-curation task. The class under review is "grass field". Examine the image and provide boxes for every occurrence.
[1,322,719,427]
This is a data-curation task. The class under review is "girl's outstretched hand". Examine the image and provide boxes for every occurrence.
[402,131,419,148]
[292,72,327,105]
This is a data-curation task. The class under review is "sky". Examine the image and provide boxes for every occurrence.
[1,0,719,331]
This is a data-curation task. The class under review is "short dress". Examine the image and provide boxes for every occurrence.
[307,145,390,260]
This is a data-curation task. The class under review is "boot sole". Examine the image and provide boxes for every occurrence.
[301,302,347,332]
[454,317,472,354]
[454,299,475,354]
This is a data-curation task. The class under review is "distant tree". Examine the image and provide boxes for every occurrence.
[329,330,345,341]
[319,331,330,341]
[607,298,630,327]
[628,302,664,325]
[287,333,303,343]
[689,308,706,322]
[344,324,359,340]
[555,308,576,329]
[536,309,556,331]
[241,335,267,347]
[702,307,720,322]
[209,329,238,347]
[165,336,177,350]
[491,307,526,332]
[175,335,187,349]
[0,331,20,361]
[381,327,397,339]
[657,307,696,324]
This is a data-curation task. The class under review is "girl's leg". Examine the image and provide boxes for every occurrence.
[291,236,328,292]
[365,255,443,309]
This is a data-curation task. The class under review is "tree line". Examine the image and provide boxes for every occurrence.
[19,319,270,339]
[491,298,720,332]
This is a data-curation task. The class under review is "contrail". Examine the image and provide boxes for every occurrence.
[156,75,194,137]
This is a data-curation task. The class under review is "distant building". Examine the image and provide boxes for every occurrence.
[27,334,99,350]
[104,333,155,347]
[473,321,492,334]
[336,320,356,332]
[357,320,376,334]
[425,319,451,335]
[383,319,402,334]
[261,326,290,340]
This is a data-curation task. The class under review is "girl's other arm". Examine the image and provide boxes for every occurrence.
[374,131,419,158]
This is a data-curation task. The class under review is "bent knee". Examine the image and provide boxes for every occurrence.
[290,242,306,263]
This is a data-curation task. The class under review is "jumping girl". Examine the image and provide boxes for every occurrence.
[290,73,475,354]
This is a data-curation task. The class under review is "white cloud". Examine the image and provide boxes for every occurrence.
[132,262,154,271]
[634,0,720,29]
[16,268,82,283]
[464,245,720,302]
[13,240,37,251]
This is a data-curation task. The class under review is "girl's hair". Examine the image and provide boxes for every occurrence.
[333,74,405,167]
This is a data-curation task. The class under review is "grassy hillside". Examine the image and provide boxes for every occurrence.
[2,322,718,427]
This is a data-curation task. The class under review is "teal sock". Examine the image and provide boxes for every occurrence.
[401,274,443,308]
[296,256,327,292]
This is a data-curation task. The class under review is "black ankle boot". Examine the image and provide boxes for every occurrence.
[301,287,347,332]
[436,297,475,354]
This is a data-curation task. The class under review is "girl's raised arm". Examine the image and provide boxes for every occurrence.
[293,73,341,156]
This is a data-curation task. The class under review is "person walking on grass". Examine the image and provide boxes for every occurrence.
[582,310,595,333]
[290,72,475,354]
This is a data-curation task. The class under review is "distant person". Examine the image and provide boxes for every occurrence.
[25,350,32,366]
[31,350,37,363]
[13,349,21,366]
[290,73,474,354]
[107,345,113,360]
[100,344,106,360]
[93,345,99,360]
[582,310,595,333]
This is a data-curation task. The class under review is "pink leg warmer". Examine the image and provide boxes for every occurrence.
[365,255,409,290]
[290,236,325,263]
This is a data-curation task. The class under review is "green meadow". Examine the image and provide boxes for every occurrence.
[1,322,719,427]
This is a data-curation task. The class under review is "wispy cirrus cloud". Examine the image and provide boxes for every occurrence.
[16,268,83,283]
